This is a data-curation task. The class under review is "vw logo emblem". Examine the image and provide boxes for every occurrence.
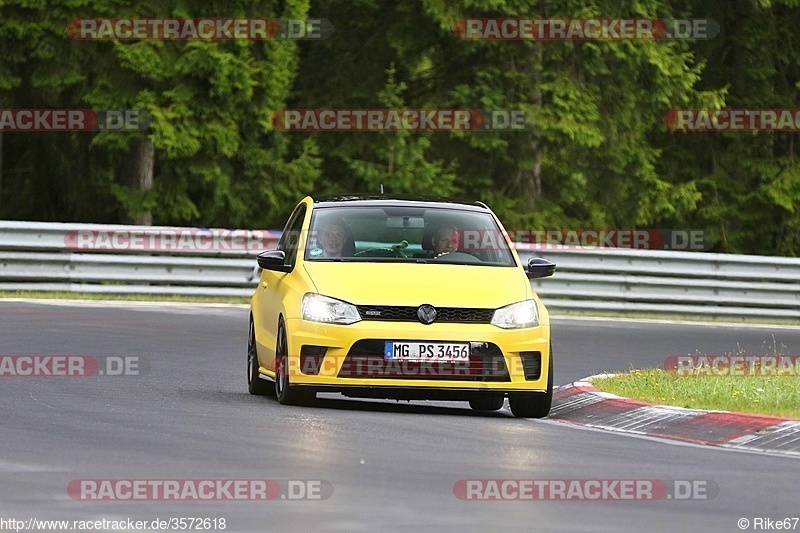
[417,304,437,325]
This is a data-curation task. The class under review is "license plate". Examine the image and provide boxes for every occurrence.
[384,342,470,362]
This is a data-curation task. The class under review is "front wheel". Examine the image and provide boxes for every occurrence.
[509,345,553,418]
[248,317,274,396]
[275,320,316,406]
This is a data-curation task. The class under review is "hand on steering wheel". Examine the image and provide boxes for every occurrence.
[391,240,409,258]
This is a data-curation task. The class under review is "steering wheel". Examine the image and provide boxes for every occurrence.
[432,251,482,263]
[354,248,400,258]
[353,240,409,259]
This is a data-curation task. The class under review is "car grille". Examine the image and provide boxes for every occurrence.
[356,305,494,323]
[338,340,510,381]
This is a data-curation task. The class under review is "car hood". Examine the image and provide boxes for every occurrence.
[302,262,529,308]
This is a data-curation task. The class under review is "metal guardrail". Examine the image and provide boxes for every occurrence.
[0,221,266,298]
[522,247,800,319]
[0,221,798,320]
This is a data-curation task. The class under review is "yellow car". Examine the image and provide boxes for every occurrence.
[247,196,556,417]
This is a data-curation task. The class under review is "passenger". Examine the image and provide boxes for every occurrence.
[431,225,460,257]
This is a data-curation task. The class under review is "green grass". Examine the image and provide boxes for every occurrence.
[593,368,800,419]
[0,290,249,305]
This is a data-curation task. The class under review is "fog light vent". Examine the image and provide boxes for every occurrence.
[300,345,327,375]
[520,351,541,380]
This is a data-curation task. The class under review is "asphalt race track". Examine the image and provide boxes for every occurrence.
[2,300,800,532]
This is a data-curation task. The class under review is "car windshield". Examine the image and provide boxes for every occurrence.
[305,205,516,266]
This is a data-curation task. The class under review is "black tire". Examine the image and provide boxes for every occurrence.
[248,316,274,396]
[468,394,505,412]
[275,319,316,406]
[509,344,553,418]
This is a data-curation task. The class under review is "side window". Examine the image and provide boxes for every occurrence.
[278,205,306,269]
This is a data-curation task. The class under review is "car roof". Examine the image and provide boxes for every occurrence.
[309,195,489,212]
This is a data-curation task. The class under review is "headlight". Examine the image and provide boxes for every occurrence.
[491,299,539,329]
[302,293,361,325]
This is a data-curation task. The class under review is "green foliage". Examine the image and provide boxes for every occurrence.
[0,0,799,255]
[0,0,321,227]
[342,65,457,196]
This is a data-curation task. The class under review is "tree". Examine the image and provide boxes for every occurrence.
[0,0,322,228]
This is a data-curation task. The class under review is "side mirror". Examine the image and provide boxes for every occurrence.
[526,257,556,279]
[257,250,290,272]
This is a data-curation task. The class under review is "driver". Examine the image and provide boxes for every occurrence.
[317,220,349,258]
[432,225,460,257]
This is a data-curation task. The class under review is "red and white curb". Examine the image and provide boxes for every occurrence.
[549,376,800,457]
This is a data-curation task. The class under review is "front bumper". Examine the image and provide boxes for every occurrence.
[282,318,551,392]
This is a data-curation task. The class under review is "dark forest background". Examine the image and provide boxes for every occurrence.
[1,0,799,255]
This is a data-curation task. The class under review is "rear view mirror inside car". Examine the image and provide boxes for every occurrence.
[386,216,425,229]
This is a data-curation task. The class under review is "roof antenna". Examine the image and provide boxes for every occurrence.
[380,183,384,194]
